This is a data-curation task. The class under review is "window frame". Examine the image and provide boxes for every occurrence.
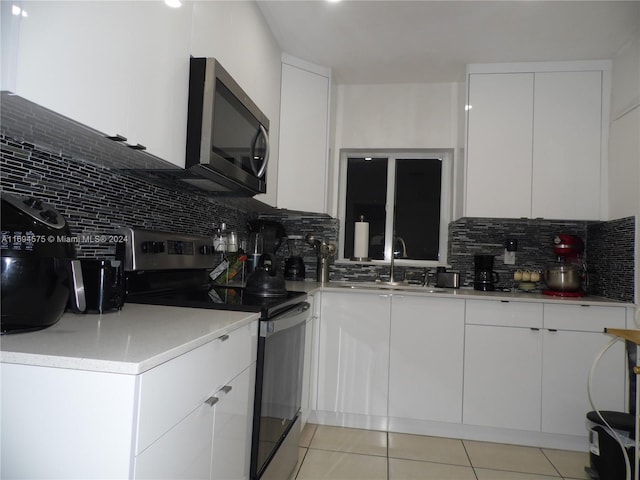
[336,148,453,267]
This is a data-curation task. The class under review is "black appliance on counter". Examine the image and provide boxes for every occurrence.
[1,193,85,333]
[185,57,270,196]
[246,219,287,278]
[119,228,308,480]
[474,254,500,291]
[80,259,125,313]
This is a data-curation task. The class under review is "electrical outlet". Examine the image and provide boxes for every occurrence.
[504,249,516,265]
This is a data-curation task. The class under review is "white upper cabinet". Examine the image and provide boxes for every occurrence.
[531,71,603,219]
[466,73,534,218]
[126,4,192,166]
[277,55,331,213]
[11,2,191,166]
[13,2,133,138]
[465,62,610,220]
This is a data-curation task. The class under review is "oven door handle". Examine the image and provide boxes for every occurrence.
[260,302,310,337]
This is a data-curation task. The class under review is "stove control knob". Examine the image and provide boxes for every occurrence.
[141,241,165,254]
[200,245,214,255]
[23,197,43,210]
[39,209,59,224]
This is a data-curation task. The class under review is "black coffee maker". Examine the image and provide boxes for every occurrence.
[284,235,305,280]
[474,254,500,291]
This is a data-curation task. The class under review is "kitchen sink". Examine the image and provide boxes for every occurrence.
[335,283,446,293]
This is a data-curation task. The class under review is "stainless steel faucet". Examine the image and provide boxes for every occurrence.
[388,236,408,283]
[389,251,396,283]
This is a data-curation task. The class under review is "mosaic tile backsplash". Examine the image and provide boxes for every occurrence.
[0,134,261,260]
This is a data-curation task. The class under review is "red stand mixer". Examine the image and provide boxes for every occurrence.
[542,234,588,297]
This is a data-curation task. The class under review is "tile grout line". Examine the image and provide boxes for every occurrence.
[540,447,565,478]
[386,431,390,480]
[461,439,481,480]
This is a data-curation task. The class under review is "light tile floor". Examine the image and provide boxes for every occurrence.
[294,424,590,480]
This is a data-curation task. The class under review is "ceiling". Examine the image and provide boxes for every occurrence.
[256,0,640,84]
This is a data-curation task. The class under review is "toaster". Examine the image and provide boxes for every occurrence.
[435,271,460,289]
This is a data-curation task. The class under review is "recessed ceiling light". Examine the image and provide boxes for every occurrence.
[165,0,182,8]
[327,0,342,3]
[12,4,27,16]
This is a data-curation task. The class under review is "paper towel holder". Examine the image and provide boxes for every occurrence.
[350,215,371,262]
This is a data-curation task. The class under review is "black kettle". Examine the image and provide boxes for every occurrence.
[245,254,287,297]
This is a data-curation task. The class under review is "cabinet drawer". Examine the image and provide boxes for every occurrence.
[465,299,542,328]
[136,321,257,454]
[543,304,626,332]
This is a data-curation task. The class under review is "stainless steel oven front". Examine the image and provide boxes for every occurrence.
[251,301,310,480]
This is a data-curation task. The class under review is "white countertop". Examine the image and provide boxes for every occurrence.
[0,304,259,375]
[288,280,634,307]
[2,283,631,376]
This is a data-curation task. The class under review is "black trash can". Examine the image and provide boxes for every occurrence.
[585,341,638,480]
[586,410,635,480]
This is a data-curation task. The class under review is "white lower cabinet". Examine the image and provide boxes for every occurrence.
[313,292,631,448]
[210,366,255,480]
[136,364,255,480]
[1,365,137,479]
[317,291,391,417]
[388,295,465,423]
[135,320,257,480]
[0,320,257,480]
[463,323,543,430]
[541,304,627,436]
[134,400,216,480]
[463,300,628,437]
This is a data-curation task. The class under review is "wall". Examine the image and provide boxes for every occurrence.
[329,81,462,216]
[608,30,640,303]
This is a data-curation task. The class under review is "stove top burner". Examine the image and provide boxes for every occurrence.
[126,285,306,319]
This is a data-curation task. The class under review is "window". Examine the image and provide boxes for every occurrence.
[338,149,452,266]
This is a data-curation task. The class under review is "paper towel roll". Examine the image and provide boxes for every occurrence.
[353,221,369,259]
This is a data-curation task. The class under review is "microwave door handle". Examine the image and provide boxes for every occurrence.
[250,125,269,178]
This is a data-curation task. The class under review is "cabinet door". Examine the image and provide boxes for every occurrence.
[317,292,391,417]
[14,2,133,137]
[388,295,465,423]
[532,71,603,220]
[134,401,215,480]
[465,73,534,218]
[463,325,542,430]
[541,330,626,436]
[14,2,191,167]
[277,60,330,213]
[211,365,256,480]
[1,364,136,480]
[126,2,191,166]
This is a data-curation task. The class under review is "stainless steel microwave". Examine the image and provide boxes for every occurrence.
[185,57,269,196]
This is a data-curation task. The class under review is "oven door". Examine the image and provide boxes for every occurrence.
[251,301,310,479]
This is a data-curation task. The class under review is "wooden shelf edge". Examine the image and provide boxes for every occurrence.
[605,328,640,346]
